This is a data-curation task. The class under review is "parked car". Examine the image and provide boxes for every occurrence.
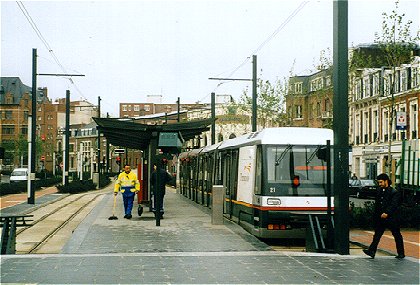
[349,178,377,198]
[9,168,28,183]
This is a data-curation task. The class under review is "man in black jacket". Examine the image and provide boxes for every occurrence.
[363,173,405,259]
[151,160,172,218]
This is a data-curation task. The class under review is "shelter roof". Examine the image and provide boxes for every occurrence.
[93,117,214,150]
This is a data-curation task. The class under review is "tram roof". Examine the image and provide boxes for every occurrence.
[93,117,214,150]
[218,127,333,150]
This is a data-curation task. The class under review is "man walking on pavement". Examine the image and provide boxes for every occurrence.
[363,173,405,259]
[151,159,172,219]
[114,164,140,219]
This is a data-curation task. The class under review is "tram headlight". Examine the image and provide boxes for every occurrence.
[267,198,281,205]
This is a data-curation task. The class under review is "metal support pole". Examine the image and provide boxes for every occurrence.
[27,116,32,201]
[326,140,334,250]
[177,97,180,122]
[106,112,110,174]
[252,55,257,132]
[333,0,349,255]
[96,96,101,189]
[64,90,70,186]
[211,92,216,145]
[28,48,37,204]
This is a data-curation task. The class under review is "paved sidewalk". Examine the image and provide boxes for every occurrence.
[1,187,419,284]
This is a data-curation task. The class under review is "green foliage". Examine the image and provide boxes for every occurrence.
[350,200,420,229]
[0,177,61,196]
[99,175,111,188]
[374,0,419,69]
[349,201,375,228]
[57,179,97,194]
[238,78,287,127]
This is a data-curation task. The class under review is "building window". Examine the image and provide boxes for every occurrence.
[69,144,74,153]
[21,127,28,135]
[2,125,15,134]
[373,73,380,96]
[218,133,224,143]
[134,105,140,111]
[411,66,419,88]
[128,105,132,111]
[5,111,13,119]
[410,102,418,139]
[294,82,303,94]
[295,105,303,119]
[316,103,321,117]
[325,76,331,87]
[401,69,408,92]
[122,105,127,111]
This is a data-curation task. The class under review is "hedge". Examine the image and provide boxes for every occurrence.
[350,201,420,229]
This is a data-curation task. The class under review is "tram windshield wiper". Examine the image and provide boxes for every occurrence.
[275,144,292,166]
[306,145,321,165]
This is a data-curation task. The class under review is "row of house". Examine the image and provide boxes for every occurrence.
[285,45,419,182]
[1,44,419,185]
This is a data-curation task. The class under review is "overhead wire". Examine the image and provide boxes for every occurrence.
[16,1,88,102]
[209,1,309,94]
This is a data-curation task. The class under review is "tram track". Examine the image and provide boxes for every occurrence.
[15,189,108,254]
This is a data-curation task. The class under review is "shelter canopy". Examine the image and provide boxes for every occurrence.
[93,117,214,150]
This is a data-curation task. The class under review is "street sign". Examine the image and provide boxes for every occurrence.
[396,111,407,130]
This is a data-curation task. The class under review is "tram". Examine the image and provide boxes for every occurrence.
[177,127,334,238]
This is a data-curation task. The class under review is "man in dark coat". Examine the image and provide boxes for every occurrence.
[151,160,172,218]
[363,173,405,259]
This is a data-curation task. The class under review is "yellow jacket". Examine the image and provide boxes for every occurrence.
[114,171,140,193]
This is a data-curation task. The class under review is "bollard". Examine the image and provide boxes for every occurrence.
[93,172,100,189]
[211,185,224,225]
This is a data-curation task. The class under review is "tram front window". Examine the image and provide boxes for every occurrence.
[265,145,329,196]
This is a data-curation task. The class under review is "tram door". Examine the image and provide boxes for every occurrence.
[223,150,238,219]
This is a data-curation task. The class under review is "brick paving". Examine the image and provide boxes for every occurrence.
[1,185,419,284]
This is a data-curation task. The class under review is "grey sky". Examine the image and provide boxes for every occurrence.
[1,0,419,117]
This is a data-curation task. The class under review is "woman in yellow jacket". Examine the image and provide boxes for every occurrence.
[114,164,140,219]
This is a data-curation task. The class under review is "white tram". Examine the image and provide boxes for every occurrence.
[177,127,334,238]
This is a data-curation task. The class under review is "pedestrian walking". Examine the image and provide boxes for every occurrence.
[151,159,172,218]
[363,173,405,259]
[114,164,140,219]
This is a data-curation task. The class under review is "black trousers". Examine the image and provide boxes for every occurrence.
[368,219,404,256]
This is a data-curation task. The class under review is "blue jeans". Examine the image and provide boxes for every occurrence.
[122,191,135,215]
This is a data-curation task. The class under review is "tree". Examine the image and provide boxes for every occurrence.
[374,0,419,174]
[235,77,288,129]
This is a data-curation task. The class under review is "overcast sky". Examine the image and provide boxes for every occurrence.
[1,0,419,117]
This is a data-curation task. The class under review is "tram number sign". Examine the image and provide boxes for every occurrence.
[114,148,125,154]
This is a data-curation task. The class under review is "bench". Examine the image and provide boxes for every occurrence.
[0,215,33,254]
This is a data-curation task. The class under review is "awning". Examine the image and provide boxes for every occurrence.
[93,117,214,150]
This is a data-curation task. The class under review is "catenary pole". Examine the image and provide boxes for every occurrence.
[211,92,216,145]
[64,90,70,186]
[28,48,37,204]
[333,0,349,255]
[252,55,257,132]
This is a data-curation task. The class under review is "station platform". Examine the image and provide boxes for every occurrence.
[1,184,419,284]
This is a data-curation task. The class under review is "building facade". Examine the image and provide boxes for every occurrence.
[286,69,333,129]
[350,56,419,180]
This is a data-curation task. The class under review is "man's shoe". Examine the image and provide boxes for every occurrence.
[126,214,132,219]
[123,214,128,219]
[363,249,375,258]
[395,255,405,259]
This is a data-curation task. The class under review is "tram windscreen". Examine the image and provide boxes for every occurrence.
[265,145,330,196]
